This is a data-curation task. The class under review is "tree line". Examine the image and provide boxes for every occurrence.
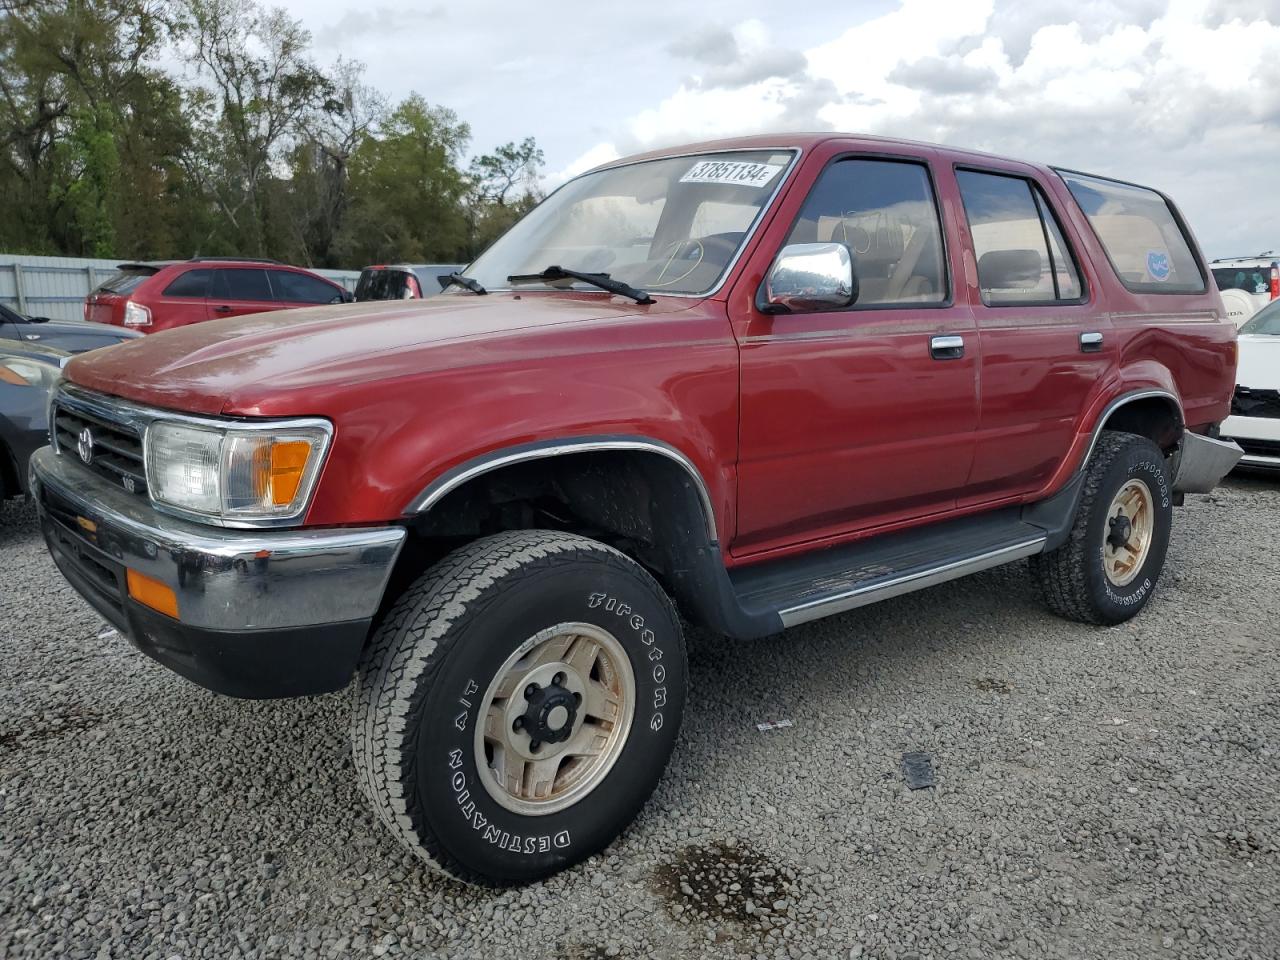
[0,0,545,267]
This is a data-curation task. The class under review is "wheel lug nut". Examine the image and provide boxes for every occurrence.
[553,672,566,687]
[573,692,582,704]
[529,740,541,752]
[512,716,524,731]
[524,684,538,699]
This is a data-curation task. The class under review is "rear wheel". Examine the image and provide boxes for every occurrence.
[351,530,686,886]
[1030,431,1173,625]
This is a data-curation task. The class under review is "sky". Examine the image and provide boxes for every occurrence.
[283,0,1280,258]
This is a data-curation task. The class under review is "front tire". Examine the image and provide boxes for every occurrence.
[351,530,686,886]
[1030,431,1173,625]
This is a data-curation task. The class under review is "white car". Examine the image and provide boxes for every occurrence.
[1221,299,1280,468]
[1210,254,1278,326]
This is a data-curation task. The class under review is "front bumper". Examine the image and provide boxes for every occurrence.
[30,446,406,698]
[1220,415,1280,470]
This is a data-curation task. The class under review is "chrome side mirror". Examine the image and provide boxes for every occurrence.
[759,242,856,313]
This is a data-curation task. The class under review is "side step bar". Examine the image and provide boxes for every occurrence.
[725,508,1051,632]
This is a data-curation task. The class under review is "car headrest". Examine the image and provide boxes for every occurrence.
[977,249,1042,288]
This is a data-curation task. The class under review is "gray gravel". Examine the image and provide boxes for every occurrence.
[2,478,1278,960]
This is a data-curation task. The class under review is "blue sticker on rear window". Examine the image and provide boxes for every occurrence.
[1147,251,1171,282]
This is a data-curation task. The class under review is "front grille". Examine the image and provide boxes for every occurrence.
[1231,386,1280,420]
[1237,436,1280,459]
[53,404,148,496]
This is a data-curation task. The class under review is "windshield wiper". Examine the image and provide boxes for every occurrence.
[438,271,487,295]
[506,265,654,305]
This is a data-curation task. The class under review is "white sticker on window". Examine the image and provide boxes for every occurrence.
[679,160,784,188]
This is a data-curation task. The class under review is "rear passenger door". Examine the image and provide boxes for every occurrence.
[951,165,1110,504]
[209,268,278,320]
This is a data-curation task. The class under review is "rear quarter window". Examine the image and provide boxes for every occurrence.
[1059,171,1205,294]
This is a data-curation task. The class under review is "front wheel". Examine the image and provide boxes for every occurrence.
[351,530,686,886]
[1030,430,1173,625]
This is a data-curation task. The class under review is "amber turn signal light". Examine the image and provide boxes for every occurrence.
[269,440,312,506]
[126,569,179,619]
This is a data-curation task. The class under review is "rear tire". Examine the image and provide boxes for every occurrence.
[1029,431,1173,625]
[351,530,686,886]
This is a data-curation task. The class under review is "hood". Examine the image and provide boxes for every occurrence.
[1237,334,1280,390]
[63,293,695,416]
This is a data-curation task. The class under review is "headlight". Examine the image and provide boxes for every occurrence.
[0,357,61,390]
[123,300,151,326]
[145,420,331,523]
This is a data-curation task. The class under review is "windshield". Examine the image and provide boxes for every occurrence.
[1240,299,1280,335]
[1213,266,1272,295]
[463,150,795,297]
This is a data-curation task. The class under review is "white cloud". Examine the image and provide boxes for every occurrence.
[555,0,1280,255]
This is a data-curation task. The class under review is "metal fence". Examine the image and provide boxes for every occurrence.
[0,254,364,323]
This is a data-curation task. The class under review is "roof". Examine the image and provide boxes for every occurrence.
[591,131,1056,176]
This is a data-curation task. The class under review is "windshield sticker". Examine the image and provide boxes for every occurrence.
[679,160,785,188]
[1146,251,1172,282]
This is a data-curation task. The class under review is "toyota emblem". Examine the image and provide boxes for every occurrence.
[76,426,95,465]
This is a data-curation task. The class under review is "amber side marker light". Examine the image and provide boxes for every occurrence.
[269,440,312,506]
[127,569,179,619]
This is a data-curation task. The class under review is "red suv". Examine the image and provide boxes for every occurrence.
[37,134,1240,885]
[85,257,352,333]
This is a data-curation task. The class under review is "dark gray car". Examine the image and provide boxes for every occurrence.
[1,339,66,498]
[0,302,141,353]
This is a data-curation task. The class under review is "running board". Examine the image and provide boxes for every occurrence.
[728,509,1047,629]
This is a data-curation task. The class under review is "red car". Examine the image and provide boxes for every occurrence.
[84,257,352,333]
[35,133,1240,886]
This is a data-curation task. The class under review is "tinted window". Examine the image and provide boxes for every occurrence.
[1240,300,1280,335]
[784,158,946,306]
[957,170,1083,304]
[212,268,272,301]
[162,269,212,298]
[1060,171,1205,294]
[96,267,155,295]
[1212,267,1271,295]
[356,269,410,301]
[271,270,340,304]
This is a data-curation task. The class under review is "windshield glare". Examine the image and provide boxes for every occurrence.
[464,150,795,297]
[1240,300,1280,335]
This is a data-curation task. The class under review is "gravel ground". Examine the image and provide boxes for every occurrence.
[1,478,1278,960]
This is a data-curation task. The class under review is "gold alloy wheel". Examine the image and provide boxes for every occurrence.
[1103,478,1155,587]
[474,622,635,816]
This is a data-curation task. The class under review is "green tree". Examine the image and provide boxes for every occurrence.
[338,94,471,265]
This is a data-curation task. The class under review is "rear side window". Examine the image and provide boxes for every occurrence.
[956,170,1083,305]
[211,268,273,301]
[356,269,410,300]
[1060,171,1205,294]
[162,269,212,298]
[270,270,340,304]
[783,158,947,306]
[96,267,155,295]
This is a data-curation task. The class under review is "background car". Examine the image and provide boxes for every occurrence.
[1210,253,1279,325]
[1,301,141,353]
[354,263,468,301]
[1220,298,1280,469]
[1,339,66,499]
[84,257,354,334]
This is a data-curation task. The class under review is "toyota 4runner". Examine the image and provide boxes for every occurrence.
[32,134,1241,886]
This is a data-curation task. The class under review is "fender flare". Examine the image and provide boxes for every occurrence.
[400,434,721,542]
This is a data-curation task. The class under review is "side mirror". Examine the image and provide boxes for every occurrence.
[342,289,356,303]
[758,242,856,314]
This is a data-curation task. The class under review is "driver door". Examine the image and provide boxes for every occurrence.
[731,151,979,557]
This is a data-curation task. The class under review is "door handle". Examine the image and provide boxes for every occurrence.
[1080,331,1103,352]
[214,305,233,314]
[930,335,964,360]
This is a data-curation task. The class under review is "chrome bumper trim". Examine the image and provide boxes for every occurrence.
[31,446,406,631]
[1172,432,1243,494]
